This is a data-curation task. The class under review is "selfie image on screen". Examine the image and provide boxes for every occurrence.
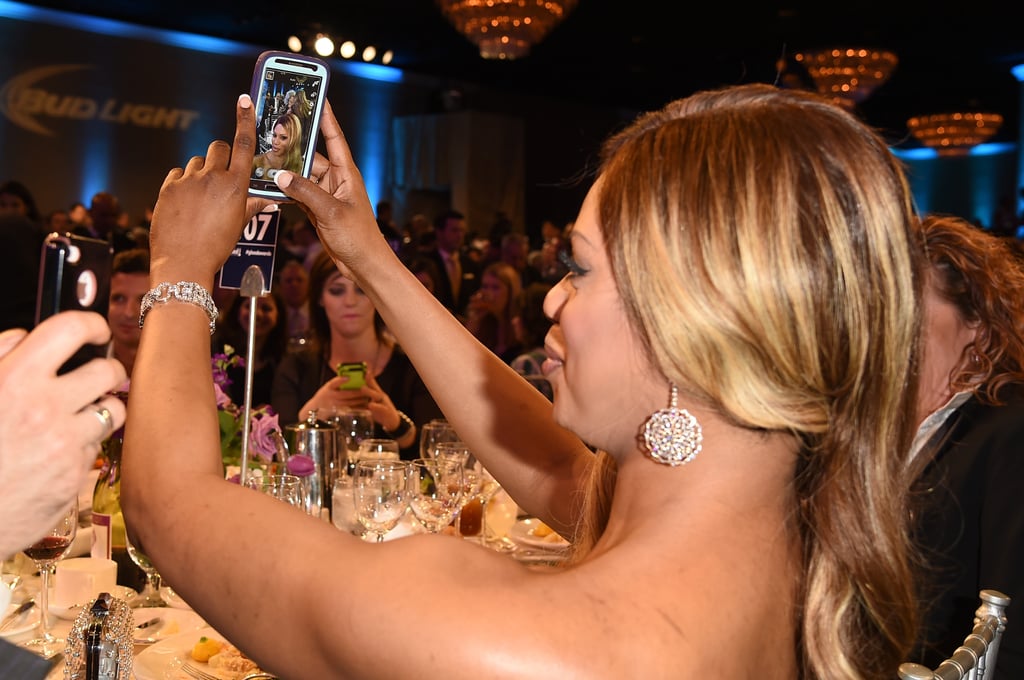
[250,68,324,188]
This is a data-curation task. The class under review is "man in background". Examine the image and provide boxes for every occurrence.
[105,248,149,379]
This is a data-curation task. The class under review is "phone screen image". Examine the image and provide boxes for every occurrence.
[249,53,329,197]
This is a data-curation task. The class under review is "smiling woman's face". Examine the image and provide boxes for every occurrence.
[541,181,664,453]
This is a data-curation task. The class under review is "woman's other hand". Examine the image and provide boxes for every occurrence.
[269,101,388,280]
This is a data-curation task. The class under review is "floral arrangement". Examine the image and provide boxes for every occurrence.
[213,347,282,474]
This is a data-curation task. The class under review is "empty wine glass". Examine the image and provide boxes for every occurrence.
[353,460,410,542]
[23,499,77,654]
[408,457,464,534]
[432,441,471,468]
[419,419,458,460]
[247,473,304,507]
[357,438,400,462]
[125,533,166,607]
[331,407,374,477]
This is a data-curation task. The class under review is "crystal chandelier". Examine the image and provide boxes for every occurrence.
[437,0,578,60]
[794,48,898,109]
[906,112,1004,155]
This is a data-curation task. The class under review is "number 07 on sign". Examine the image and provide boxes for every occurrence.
[218,209,281,292]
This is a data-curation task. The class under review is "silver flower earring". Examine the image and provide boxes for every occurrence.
[642,384,702,466]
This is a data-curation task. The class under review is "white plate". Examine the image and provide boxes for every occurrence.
[135,626,262,680]
[0,601,38,638]
[509,518,569,549]
[51,584,137,620]
[133,607,207,645]
[160,585,194,610]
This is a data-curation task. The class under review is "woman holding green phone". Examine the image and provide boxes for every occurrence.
[271,250,442,457]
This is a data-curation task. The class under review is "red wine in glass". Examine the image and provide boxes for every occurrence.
[23,535,73,561]
[23,500,77,655]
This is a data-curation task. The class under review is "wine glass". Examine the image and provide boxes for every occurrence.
[331,407,373,477]
[419,419,458,459]
[458,464,502,544]
[247,473,304,507]
[431,441,471,468]
[357,438,400,462]
[408,457,464,534]
[23,499,77,654]
[353,460,410,542]
[125,533,166,607]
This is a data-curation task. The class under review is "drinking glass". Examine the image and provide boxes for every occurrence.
[330,475,360,535]
[431,441,472,468]
[408,457,464,534]
[125,533,166,607]
[357,438,400,462]
[353,460,410,542]
[23,499,77,654]
[419,419,458,460]
[247,473,304,507]
[331,407,374,477]
[458,465,502,543]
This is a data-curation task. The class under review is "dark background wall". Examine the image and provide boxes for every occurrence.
[1,5,1018,247]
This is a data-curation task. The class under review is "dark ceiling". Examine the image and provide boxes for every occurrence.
[23,1,1024,146]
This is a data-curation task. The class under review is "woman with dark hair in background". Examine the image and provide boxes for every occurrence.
[212,290,289,407]
[910,214,1024,677]
[271,249,441,458]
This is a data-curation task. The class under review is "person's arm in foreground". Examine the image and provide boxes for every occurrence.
[123,94,603,680]
[281,103,592,533]
[0,313,126,558]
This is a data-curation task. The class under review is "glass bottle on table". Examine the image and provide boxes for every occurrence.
[91,431,147,593]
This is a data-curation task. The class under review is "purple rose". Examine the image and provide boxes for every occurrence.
[249,411,281,462]
[213,382,232,409]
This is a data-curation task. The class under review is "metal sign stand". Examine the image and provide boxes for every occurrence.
[237,264,266,487]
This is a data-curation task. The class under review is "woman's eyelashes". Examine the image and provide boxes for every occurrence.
[559,248,588,276]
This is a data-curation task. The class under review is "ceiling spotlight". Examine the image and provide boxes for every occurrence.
[287,35,303,52]
[381,50,393,65]
[314,34,335,57]
[362,46,377,62]
[340,41,356,59]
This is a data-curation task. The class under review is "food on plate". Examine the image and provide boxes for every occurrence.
[207,643,259,674]
[529,520,566,543]
[188,635,262,678]
[191,636,223,662]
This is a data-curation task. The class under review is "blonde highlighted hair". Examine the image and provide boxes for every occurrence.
[572,84,923,679]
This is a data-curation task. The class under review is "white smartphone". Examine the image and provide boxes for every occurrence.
[248,51,330,200]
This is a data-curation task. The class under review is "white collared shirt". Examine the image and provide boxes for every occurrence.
[910,390,972,462]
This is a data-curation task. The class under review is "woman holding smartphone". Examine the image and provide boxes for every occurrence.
[123,88,923,679]
[270,249,442,457]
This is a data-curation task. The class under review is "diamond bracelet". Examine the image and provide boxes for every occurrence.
[139,281,219,335]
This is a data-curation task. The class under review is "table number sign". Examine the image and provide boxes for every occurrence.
[217,209,281,292]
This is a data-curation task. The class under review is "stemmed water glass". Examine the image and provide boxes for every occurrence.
[22,499,77,654]
[431,441,471,468]
[357,438,400,462]
[126,533,166,607]
[408,457,464,534]
[419,419,458,460]
[331,407,374,478]
[353,460,410,542]
[247,473,304,507]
